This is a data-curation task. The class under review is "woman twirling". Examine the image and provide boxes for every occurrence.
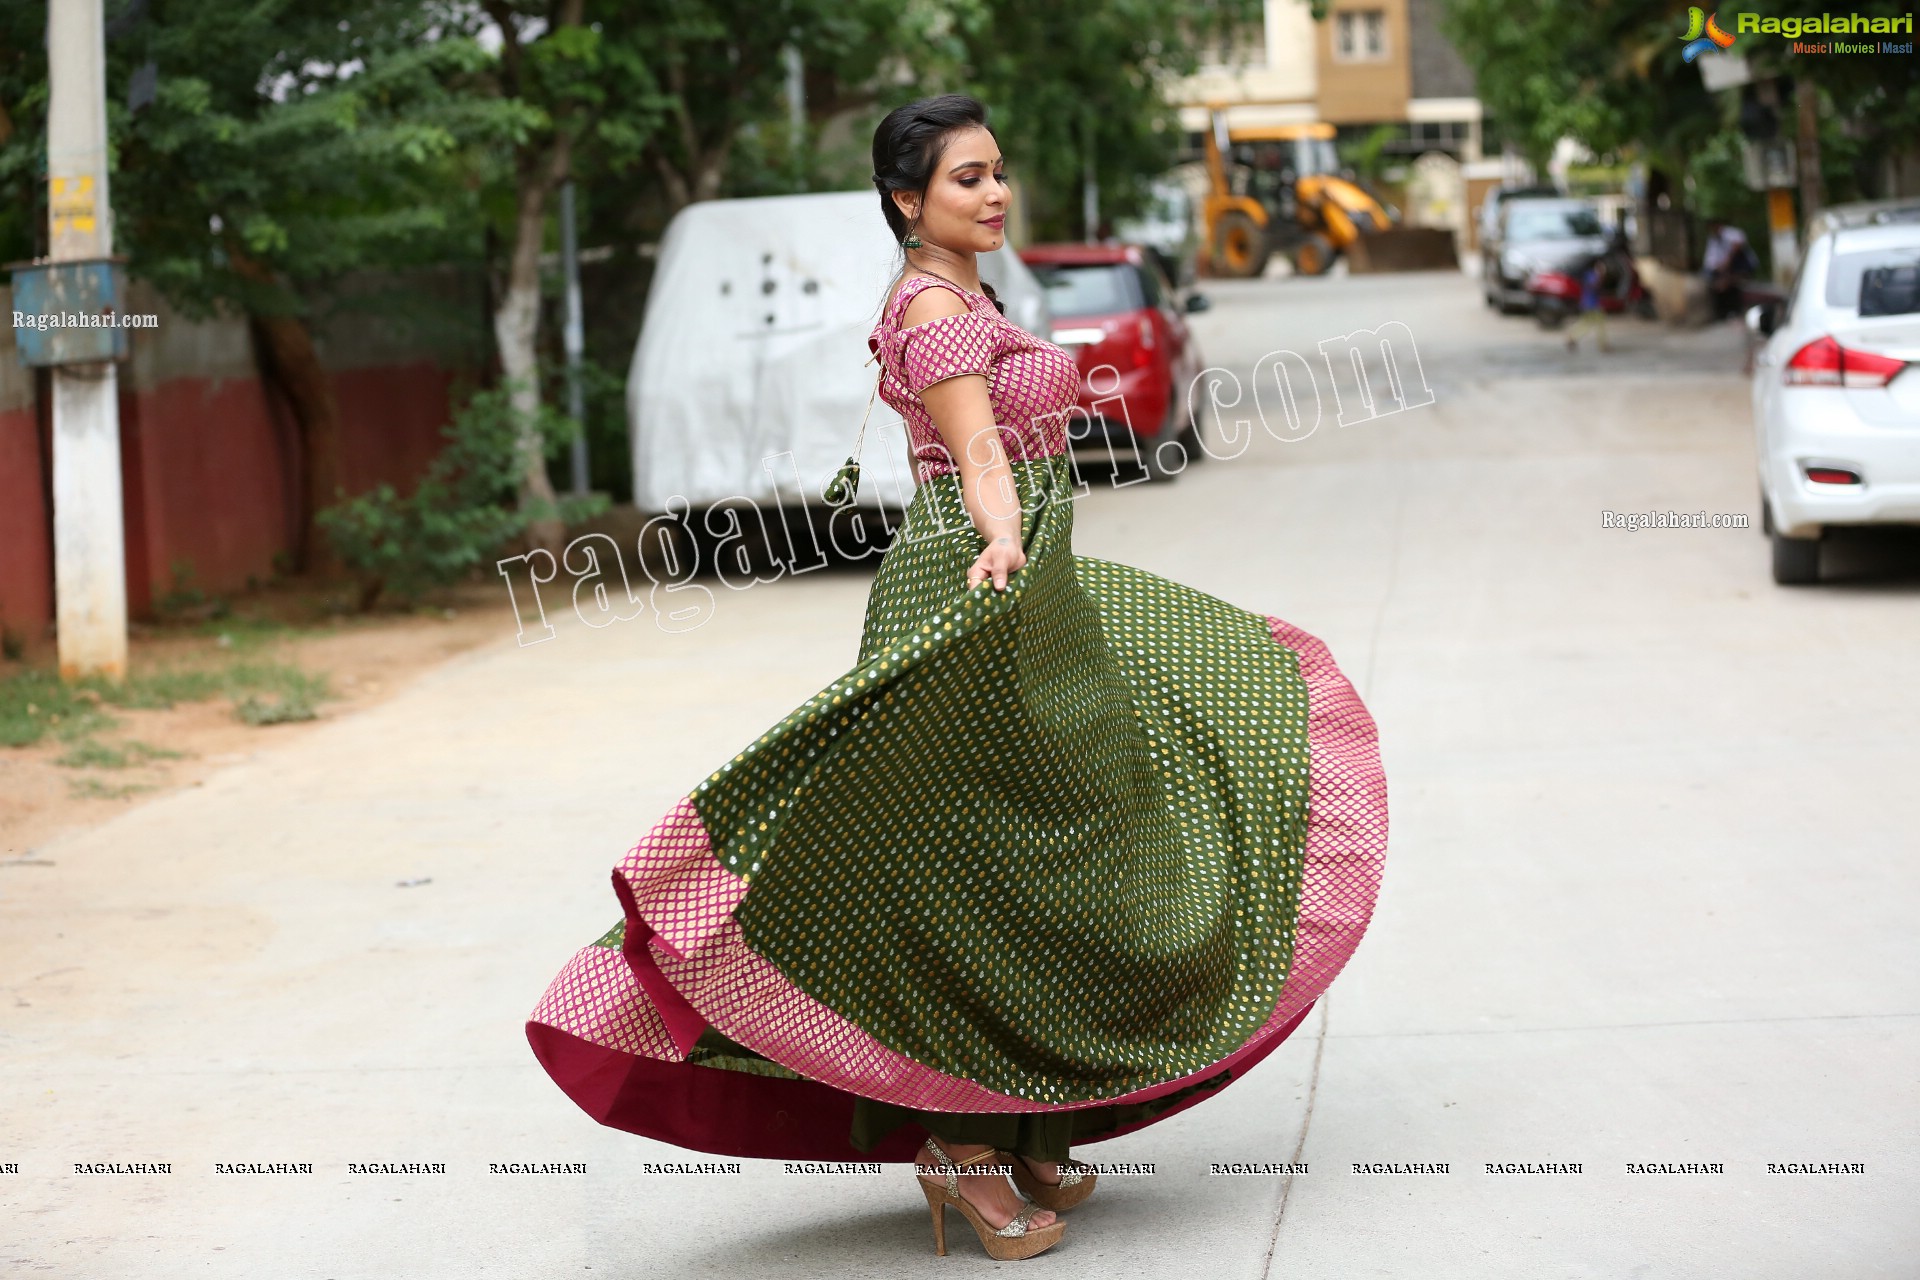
[526,93,1388,1262]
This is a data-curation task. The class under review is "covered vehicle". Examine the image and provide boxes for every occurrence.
[628,190,1052,519]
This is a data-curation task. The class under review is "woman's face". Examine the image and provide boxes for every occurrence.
[895,125,1008,255]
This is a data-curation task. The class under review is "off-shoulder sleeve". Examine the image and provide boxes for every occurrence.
[899,309,996,395]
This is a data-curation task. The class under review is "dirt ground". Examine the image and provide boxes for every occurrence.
[0,576,523,860]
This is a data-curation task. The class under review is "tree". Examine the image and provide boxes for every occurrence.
[5,0,530,578]
[1441,0,1920,196]
[929,0,1266,241]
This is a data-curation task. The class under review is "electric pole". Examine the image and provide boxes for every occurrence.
[559,179,587,496]
[47,0,128,681]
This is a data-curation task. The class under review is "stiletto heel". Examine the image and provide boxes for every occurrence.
[1002,1149,1098,1211]
[914,1137,1065,1260]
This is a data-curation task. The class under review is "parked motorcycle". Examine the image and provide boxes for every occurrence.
[1528,255,1657,329]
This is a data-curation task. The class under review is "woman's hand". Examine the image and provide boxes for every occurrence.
[969,534,1027,592]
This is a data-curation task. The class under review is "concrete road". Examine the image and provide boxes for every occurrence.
[4,268,1916,1278]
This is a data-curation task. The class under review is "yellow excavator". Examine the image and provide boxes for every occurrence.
[1199,108,1458,276]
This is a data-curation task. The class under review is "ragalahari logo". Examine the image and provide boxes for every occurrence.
[1679,7,1738,61]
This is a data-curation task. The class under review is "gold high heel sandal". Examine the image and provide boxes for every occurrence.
[915,1137,1066,1260]
[1002,1149,1098,1211]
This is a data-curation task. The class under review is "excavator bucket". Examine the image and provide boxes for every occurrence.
[1344,226,1460,273]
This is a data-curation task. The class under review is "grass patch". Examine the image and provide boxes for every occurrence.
[191,612,324,653]
[1,659,332,749]
[55,738,188,769]
[67,777,159,801]
[225,661,329,725]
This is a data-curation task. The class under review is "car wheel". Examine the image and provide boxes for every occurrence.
[1131,405,1186,484]
[1174,414,1204,464]
[1759,483,1772,537]
[1533,298,1568,330]
[1142,440,1178,483]
[1769,527,1821,585]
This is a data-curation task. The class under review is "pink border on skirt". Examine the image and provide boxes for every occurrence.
[528,615,1387,1113]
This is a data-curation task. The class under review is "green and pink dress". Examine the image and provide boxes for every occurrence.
[526,274,1388,1162]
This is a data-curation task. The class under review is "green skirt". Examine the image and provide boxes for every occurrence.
[525,449,1387,1162]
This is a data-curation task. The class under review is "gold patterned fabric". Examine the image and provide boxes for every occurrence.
[523,276,1387,1163]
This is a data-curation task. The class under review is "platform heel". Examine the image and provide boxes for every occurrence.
[914,1137,1065,1260]
[1002,1149,1098,1212]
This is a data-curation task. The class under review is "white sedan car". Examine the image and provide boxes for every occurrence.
[1749,222,1920,584]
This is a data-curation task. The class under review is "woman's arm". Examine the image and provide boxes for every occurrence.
[901,287,1027,591]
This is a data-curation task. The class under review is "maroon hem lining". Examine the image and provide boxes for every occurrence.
[525,1002,1314,1162]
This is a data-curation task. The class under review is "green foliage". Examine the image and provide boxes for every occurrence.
[541,352,632,504]
[1343,123,1402,186]
[1440,0,1718,174]
[68,777,158,801]
[110,5,529,322]
[0,659,329,748]
[223,660,329,724]
[1442,0,1919,190]
[55,737,186,769]
[925,0,1265,241]
[155,558,234,620]
[317,381,608,610]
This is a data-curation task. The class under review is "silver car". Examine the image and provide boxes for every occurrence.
[1482,197,1609,314]
[1749,222,1920,584]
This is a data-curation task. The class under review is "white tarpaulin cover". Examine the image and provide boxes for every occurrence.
[628,190,1051,513]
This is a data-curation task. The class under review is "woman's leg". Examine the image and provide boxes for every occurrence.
[915,1114,1059,1232]
[851,1100,1063,1230]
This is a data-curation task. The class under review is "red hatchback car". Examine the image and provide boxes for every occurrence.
[1018,243,1210,481]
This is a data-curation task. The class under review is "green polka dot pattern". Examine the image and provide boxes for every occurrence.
[667,451,1310,1102]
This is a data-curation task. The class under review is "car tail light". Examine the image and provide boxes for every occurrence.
[1804,466,1862,485]
[1783,336,1907,388]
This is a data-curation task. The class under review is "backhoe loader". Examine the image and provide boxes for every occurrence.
[1199,107,1458,277]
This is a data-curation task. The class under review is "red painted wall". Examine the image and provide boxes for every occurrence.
[0,360,465,636]
[0,403,52,646]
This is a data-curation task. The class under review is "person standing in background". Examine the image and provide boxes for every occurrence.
[1702,218,1757,321]
[1566,256,1611,354]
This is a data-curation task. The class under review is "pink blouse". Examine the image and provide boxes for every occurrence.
[865,274,1080,485]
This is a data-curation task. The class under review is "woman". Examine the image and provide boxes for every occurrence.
[525,94,1388,1262]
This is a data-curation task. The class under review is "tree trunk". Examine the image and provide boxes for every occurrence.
[493,155,568,558]
[228,247,345,579]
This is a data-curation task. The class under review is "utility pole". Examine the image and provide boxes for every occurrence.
[1737,77,1799,284]
[1794,77,1825,238]
[47,0,128,681]
[782,43,805,193]
[558,180,588,496]
[1082,109,1099,243]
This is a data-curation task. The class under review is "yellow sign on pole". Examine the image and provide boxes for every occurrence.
[51,174,98,238]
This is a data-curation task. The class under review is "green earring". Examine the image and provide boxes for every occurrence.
[903,232,922,249]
